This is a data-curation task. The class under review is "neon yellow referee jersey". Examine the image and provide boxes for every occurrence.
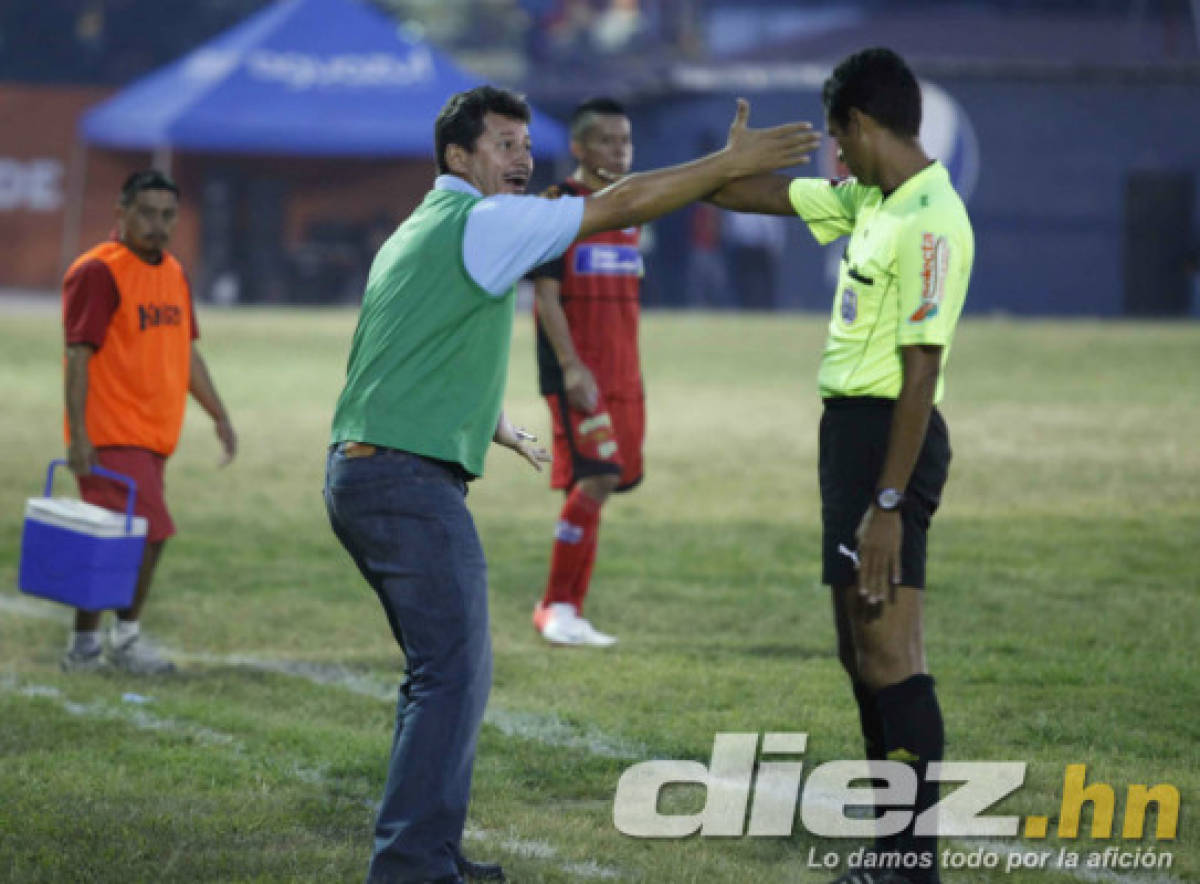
[788,162,973,403]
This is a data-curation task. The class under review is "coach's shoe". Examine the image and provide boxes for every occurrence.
[108,633,177,675]
[453,845,505,881]
[61,645,105,672]
[829,870,913,884]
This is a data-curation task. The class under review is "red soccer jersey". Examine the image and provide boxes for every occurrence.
[532,179,643,399]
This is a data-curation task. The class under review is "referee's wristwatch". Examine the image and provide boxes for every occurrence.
[874,487,905,512]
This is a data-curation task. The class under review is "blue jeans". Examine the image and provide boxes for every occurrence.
[324,447,491,884]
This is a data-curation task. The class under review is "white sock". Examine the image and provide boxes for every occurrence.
[71,631,102,654]
[113,619,140,646]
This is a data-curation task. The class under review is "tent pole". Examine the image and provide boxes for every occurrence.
[152,145,173,175]
[59,139,89,278]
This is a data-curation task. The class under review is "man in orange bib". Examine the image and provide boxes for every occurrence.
[61,169,237,674]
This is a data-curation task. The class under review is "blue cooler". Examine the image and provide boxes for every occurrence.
[18,459,147,611]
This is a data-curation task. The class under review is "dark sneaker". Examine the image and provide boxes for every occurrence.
[61,645,105,672]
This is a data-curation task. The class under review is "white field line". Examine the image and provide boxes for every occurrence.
[1,593,1184,883]
[178,648,647,760]
[464,825,622,881]
[0,592,70,623]
[0,673,339,796]
[7,679,236,748]
[1,674,621,881]
[173,654,1183,884]
[0,593,625,880]
[0,593,646,762]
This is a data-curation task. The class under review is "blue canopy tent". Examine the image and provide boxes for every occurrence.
[78,0,566,156]
[61,0,568,300]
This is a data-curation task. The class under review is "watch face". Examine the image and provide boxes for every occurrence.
[877,488,904,510]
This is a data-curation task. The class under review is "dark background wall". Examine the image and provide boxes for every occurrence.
[622,77,1200,316]
[3,1,1199,316]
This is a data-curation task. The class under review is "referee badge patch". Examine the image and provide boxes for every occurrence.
[840,287,858,324]
[910,233,949,322]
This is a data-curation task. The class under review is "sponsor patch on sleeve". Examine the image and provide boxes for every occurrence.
[840,287,857,324]
[910,232,949,322]
[572,244,642,276]
[554,519,584,544]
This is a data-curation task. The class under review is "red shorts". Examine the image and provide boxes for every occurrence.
[546,392,645,492]
[77,446,175,543]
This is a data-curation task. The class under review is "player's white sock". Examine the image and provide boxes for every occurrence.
[112,619,140,647]
[71,630,102,654]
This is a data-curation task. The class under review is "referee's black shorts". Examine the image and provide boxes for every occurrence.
[819,397,952,589]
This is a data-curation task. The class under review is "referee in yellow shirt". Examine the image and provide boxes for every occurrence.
[709,48,973,884]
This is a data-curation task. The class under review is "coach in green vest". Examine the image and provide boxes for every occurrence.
[707,48,974,884]
[324,85,819,884]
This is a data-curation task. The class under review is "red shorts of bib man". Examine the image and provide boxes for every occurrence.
[77,446,176,543]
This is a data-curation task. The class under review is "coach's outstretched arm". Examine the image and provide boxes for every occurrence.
[577,100,818,237]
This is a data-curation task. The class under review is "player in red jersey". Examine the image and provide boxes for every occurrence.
[530,98,642,647]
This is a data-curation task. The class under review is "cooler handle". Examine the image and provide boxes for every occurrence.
[43,459,139,534]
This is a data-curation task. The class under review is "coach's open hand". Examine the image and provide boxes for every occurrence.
[722,98,821,178]
[494,413,551,472]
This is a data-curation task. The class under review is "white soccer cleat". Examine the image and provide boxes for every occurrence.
[571,616,618,648]
[535,601,617,648]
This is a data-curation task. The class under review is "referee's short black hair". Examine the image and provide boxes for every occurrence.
[822,47,921,139]
[435,85,532,175]
[569,97,627,141]
[118,169,180,206]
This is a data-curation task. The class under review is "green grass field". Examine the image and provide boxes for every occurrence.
[1,307,1196,883]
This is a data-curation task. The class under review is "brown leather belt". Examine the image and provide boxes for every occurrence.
[334,441,472,486]
[338,441,378,458]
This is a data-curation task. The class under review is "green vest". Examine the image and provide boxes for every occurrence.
[330,188,515,476]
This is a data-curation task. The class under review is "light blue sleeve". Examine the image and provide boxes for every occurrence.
[462,194,586,296]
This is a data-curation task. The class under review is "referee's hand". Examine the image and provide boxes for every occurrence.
[855,506,903,605]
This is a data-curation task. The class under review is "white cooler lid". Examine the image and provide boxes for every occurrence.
[24,497,148,538]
